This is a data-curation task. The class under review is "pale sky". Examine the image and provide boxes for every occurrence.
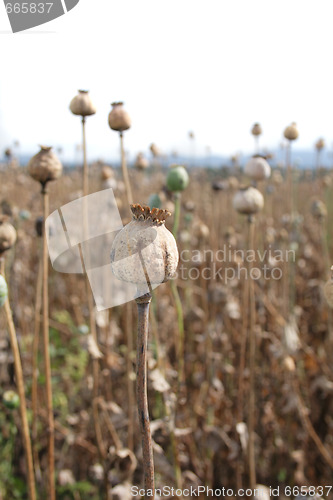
[1,0,333,162]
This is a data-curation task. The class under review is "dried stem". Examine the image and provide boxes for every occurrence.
[247,215,257,491]
[80,116,108,482]
[0,258,36,500]
[171,193,185,388]
[120,132,133,207]
[31,249,43,480]
[292,378,333,470]
[236,228,250,490]
[125,301,135,451]
[136,293,155,497]
[42,185,55,500]
[82,117,88,198]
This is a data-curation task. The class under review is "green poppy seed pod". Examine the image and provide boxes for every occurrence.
[148,193,162,209]
[135,153,149,170]
[28,146,62,185]
[3,390,20,409]
[108,102,131,132]
[311,200,327,219]
[324,268,333,308]
[110,204,179,285]
[0,216,17,255]
[69,90,96,117]
[244,156,271,181]
[233,186,264,215]
[0,274,8,307]
[166,165,189,192]
[315,138,325,151]
[284,122,299,141]
[251,123,262,136]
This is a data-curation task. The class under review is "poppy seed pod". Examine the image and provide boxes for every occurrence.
[251,123,262,136]
[315,138,325,151]
[0,274,8,307]
[35,216,44,238]
[148,193,162,209]
[110,204,179,286]
[311,200,327,219]
[101,166,114,181]
[272,170,283,185]
[212,180,228,191]
[166,165,189,192]
[108,102,131,132]
[3,390,20,409]
[228,176,239,190]
[69,90,96,117]
[244,156,271,181]
[233,186,264,215]
[28,146,62,185]
[0,216,17,254]
[150,143,160,157]
[284,122,299,141]
[135,153,149,170]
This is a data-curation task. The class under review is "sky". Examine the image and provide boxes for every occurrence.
[1,0,333,163]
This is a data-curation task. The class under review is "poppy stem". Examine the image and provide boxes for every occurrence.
[136,293,155,498]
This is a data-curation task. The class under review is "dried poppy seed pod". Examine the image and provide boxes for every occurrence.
[166,165,189,192]
[233,186,264,215]
[244,156,271,181]
[228,176,239,190]
[150,143,160,157]
[110,204,179,286]
[69,90,96,117]
[101,165,113,181]
[135,153,149,170]
[35,216,44,238]
[28,146,62,186]
[212,180,228,191]
[272,170,283,185]
[315,138,325,151]
[324,267,333,308]
[0,274,8,307]
[311,200,327,219]
[284,122,299,141]
[108,102,131,132]
[251,123,262,137]
[283,356,296,373]
[0,216,17,255]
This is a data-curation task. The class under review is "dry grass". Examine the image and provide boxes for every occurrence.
[0,163,332,498]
